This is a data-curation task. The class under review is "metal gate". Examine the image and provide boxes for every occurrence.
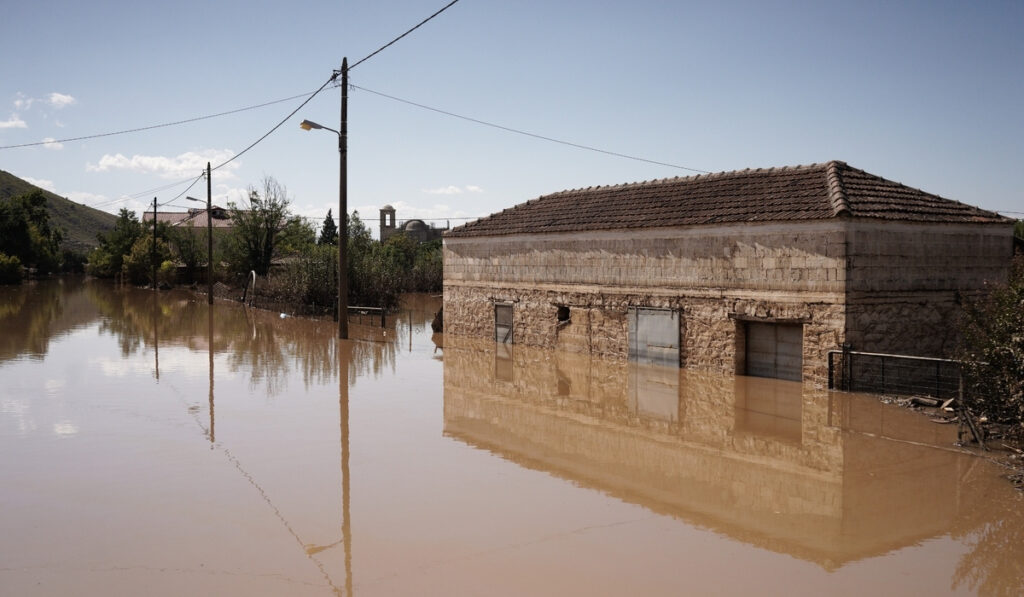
[628,308,680,367]
[745,322,803,382]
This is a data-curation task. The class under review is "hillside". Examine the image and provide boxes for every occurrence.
[0,170,117,253]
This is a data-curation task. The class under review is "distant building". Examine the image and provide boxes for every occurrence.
[442,161,1014,384]
[379,205,447,243]
[143,206,232,229]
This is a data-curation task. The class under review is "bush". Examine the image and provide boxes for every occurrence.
[959,256,1024,433]
[122,236,173,286]
[158,260,177,286]
[0,252,23,284]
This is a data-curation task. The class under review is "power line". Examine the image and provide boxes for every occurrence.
[351,85,710,174]
[161,174,205,207]
[0,91,321,151]
[211,76,336,173]
[94,76,336,211]
[350,0,462,70]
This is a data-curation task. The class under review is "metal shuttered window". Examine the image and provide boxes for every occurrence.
[627,307,680,367]
[744,322,803,382]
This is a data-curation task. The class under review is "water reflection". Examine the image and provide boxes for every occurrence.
[0,280,436,397]
[442,335,1024,587]
[0,278,91,362]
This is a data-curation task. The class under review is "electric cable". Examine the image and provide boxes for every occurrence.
[211,75,336,173]
[0,91,322,151]
[351,85,709,174]
[350,0,462,70]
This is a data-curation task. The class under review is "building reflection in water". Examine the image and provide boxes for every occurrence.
[442,336,977,571]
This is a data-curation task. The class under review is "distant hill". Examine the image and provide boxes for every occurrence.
[0,170,117,253]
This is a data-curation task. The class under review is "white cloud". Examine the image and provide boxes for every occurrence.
[47,93,76,108]
[422,184,484,195]
[214,184,250,207]
[42,137,63,150]
[13,93,34,111]
[0,114,27,129]
[22,176,56,192]
[87,149,239,179]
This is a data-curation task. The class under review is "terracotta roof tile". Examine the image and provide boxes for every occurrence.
[445,161,1007,238]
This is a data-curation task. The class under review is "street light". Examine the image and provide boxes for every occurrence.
[300,57,349,339]
[186,162,213,306]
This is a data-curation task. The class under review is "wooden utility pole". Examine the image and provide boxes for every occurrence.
[338,57,349,339]
[206,162,213,305]
[152,197,158,290]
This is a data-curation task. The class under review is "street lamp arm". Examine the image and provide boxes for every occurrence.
[299,119,339,135]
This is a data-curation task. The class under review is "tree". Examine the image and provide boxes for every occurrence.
[318,209,338,245]
[88,209,143,278]
[959,256,1024,433]
[122,235,173,285]
[168,222,204,283]
[277,217,316,256]
[0,190,64,274]
[224,176,291,276]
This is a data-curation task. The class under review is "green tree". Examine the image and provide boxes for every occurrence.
[318,209,338,245]
[0,190,64,274]
[224,177,291,276]
[277,216,316,257]
[959,256,1024,433]
[122,235,173,286]
[88,209,143,278]
[168,222,205,283]
[0,253,22,284]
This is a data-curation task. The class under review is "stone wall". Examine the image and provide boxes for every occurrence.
[444,220,848,293]
[844,221,1013,357]
[443,284,845,384]
[443,218,1014,378]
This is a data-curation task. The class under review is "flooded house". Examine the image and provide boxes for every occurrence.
[442,161,1013,384]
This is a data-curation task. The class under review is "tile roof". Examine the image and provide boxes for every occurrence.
[446,161,1007,238]
[142,207,233,229]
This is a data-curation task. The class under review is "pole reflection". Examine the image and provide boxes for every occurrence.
[208,305,215,446]
[304,338,354,596]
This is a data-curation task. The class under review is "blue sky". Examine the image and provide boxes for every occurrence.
[2,0,1021,236]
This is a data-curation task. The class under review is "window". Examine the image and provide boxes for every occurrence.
[495,303,513,344]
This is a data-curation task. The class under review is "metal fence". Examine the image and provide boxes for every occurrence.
[827,350,962,399]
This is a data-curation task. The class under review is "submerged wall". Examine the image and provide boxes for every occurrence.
[443,218,1014,379]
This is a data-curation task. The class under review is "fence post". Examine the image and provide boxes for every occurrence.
[842,343,851,391]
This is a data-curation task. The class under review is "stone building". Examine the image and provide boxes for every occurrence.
[442,161,1013,383]
[379,204,447,243]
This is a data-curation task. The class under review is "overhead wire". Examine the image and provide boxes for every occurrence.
[349,0,462,70]
[351,84,710,174]
[91,0,460,209]
[0,91,323,151]
[211,75,337,173]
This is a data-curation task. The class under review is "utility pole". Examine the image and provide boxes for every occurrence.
[152,197,158,290]
[206,162,213,305]
[338,57,349,339]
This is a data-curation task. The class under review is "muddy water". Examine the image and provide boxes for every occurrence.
[1,279,1021,596]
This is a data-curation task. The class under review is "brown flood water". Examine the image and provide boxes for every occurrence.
[1,278,1022,596]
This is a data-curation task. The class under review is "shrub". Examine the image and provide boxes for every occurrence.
[122,236,173,286]
[959,256,1024,434]
[0,252,23,284]
[158,260,177,286]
